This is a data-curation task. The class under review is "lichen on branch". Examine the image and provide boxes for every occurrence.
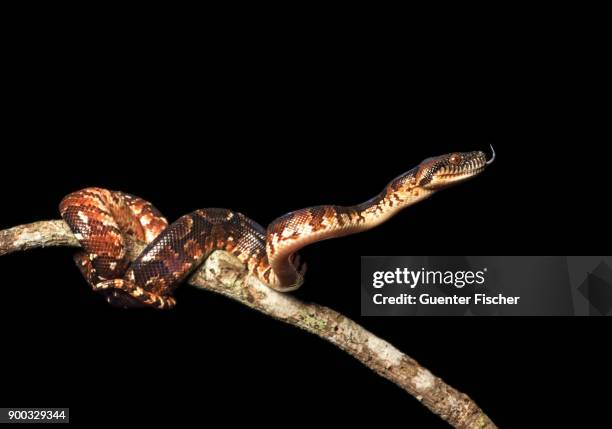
[0,220,497,429]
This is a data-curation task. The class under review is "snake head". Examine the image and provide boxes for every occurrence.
[414,147,493,190]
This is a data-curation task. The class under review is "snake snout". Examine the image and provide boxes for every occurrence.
[417,150,489,190]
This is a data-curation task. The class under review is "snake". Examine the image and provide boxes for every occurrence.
[60,147,494,309]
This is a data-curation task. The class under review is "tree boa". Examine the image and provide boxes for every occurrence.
[60,148,494,309]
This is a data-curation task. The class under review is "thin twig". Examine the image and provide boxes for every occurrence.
[0,220,497,429]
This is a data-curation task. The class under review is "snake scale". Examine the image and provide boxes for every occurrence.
[60,148,494,309]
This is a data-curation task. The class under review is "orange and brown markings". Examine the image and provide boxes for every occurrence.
[355,174,419,221]
[94,279,176,309]
[268,206,339,241]
[265,205,364,277]
[60,190,132,280]
[126,209,269,296]
[383,177,412,207]
[182,238,206,260]
[130,244,195,295]
[307,206,342,233]
[61,188,172,307]
[128,214,199,295]
[119,192,169,241]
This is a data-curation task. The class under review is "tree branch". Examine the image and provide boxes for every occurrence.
[0,220,497,429]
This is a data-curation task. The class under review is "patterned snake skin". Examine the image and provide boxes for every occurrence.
[60,149,493,309]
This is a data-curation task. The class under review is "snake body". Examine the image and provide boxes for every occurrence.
[60,149,491,309]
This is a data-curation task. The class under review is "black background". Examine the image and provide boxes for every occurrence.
[0,13,609,428]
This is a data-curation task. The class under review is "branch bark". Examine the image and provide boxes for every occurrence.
[0,220,497,429]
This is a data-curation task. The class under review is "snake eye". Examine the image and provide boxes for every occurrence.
[449,154,462,165]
